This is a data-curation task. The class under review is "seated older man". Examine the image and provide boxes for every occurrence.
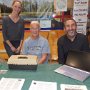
[22,21,50,64]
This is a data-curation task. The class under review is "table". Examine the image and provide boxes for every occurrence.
[0,63,90,90]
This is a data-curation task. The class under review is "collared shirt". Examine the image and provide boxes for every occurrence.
[57,33,90,64]
[22,36,50,63]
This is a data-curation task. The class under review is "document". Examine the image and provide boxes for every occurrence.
[0,77,25,90]
[40,20,51,29]
[60,84,87,90]
[29,80,57,90]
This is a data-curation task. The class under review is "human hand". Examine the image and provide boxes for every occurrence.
[10,46,16,52]
[15,46,21,53]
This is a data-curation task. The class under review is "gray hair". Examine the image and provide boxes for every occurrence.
[30,21,40,27]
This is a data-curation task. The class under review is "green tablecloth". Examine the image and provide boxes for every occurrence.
[0,63,90,90]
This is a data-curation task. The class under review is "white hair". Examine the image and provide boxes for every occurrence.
[31,21,39,25]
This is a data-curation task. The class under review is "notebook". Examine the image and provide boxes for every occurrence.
[55,50,90,82]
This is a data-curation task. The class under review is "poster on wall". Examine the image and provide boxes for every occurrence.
[0,0,54,20]
[76,23,87,34]
[55,0,67,11]
[73,6,88,17]
[40,20,51,30]
[73,0,89,35]
[74,0,88,7]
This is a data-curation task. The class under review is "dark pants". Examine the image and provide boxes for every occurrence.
[4,40,20,57]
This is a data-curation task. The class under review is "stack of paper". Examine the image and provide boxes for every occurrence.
[60,84,87,90]
[0,77,25,90]
[29,80,57,90]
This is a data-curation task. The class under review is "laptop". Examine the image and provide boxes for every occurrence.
[54,50,90,82]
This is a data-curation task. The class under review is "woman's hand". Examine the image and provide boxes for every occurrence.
[15,46,21,53]
[10,46,16,52]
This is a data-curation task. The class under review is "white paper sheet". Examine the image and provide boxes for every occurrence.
[40,20,51,28]
[29,80,57,90]
[0,77,25,90]
[60,84,87,90]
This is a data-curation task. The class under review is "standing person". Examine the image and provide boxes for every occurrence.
[57,18,90,64]
[22,21,50,64]
[2,1,24,57]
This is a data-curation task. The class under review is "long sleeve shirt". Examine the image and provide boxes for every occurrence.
[57,33,90,64]
[2,16,24,41]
